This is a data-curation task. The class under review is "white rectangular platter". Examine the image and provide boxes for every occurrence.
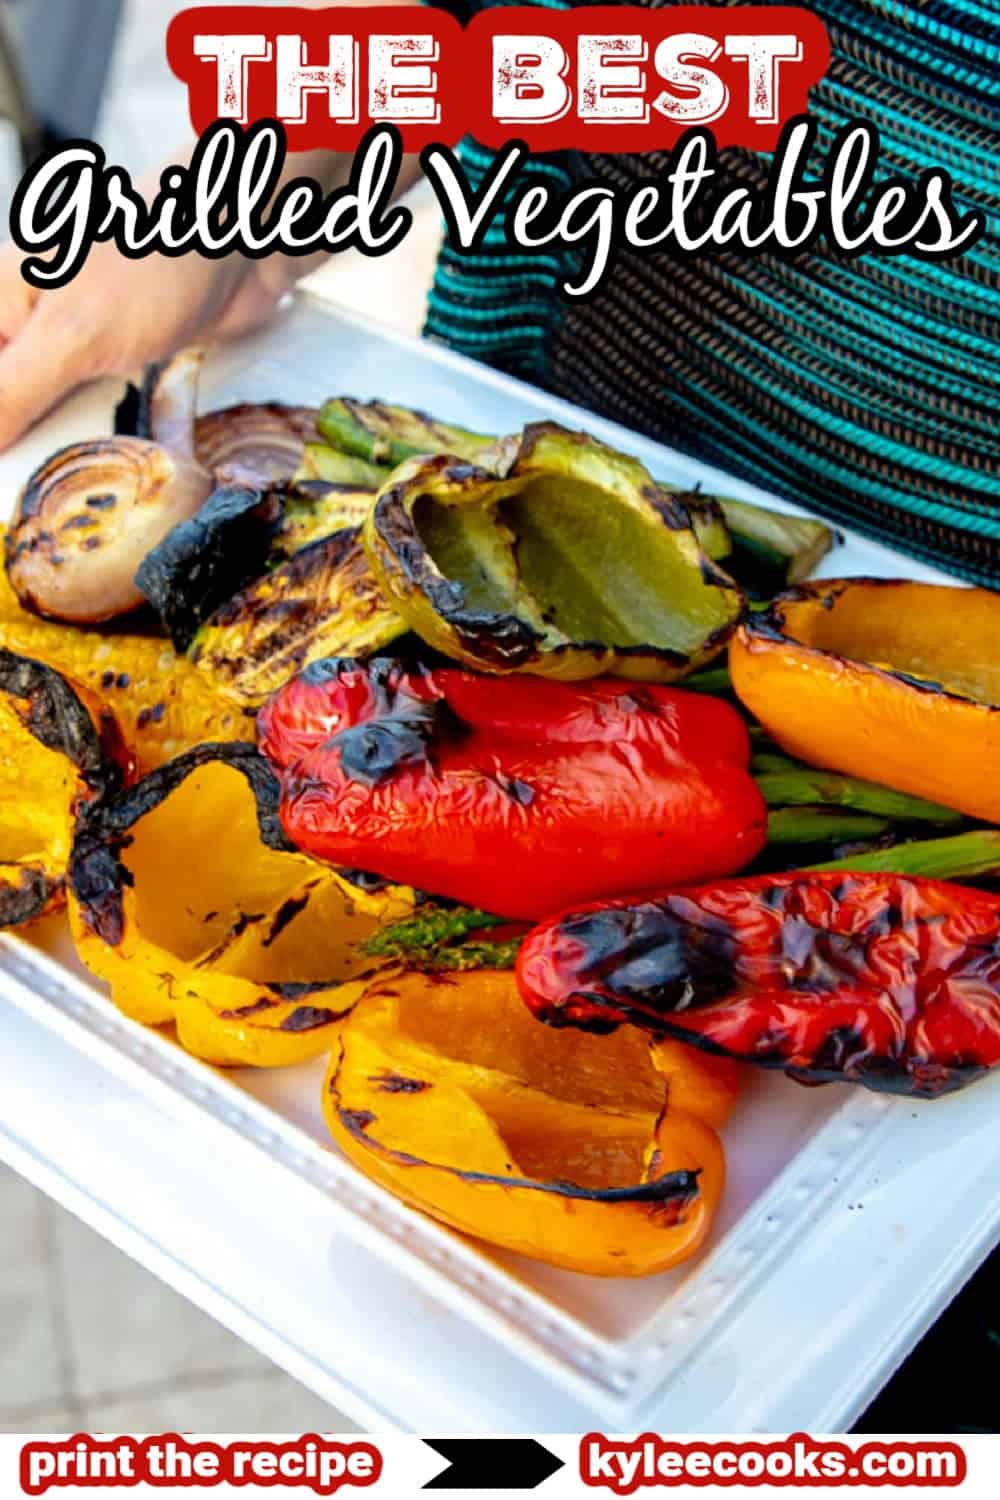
[1,293,998,1434]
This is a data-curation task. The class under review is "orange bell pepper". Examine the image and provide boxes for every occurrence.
[729,579,1000,824]
[323,967,739,1276]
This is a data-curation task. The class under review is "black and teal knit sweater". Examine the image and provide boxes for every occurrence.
[427,0,1000,585]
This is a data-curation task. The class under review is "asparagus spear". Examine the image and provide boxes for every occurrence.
[806,830,1000,881]
[363,902,519,972]
[295,442,387,490]
[318,399,493,468]
[767,807,891,845]
[397,938,522,972]
[364,903,505,959]
[752,754,963,825]
[684,665,734,695]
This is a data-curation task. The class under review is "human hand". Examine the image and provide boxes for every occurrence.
[0,234,332,451]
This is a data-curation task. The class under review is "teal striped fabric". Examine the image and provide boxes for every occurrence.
[426,0,1000,584]
[425,0,574,382]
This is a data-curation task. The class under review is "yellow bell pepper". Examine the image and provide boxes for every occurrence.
[324,967,739,1276]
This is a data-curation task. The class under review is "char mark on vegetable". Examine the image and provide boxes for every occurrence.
[332,1085,704,1204]
[259,658,766,919]
[0,648,124,798]
[541,903,739,1028]
[69,741,296,948]
[335,713,438,785]
[279,1005,340,1033]
[262,888,314,946]
[493,773,535,806]
[218,997,278,1020]
[368,1071,431,1094]
[0,867,59,928]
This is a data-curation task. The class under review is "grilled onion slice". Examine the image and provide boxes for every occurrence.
[6,438,213,623]
[9,350,218,624]
[195,404,320,484]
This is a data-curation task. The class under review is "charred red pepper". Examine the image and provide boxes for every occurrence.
[516,872,1000,1097]
[258,657,766,920]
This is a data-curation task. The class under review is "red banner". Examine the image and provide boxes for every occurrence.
[167,4,831,152]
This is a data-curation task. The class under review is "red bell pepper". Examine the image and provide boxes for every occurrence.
[516,871,1000,1096]
[258,657,766,920]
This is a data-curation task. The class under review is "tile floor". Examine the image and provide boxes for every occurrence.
[1,0,440,1433]
[0,1164,364,1432]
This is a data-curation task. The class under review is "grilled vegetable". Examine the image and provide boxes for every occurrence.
[135,485,281,651]
[731,580,1000,824]
[194,405,320,483]
[170,987,350,1068]
[362,902,507,959]
[6,439,213,623]
[752,753,963,825]
[114,348,205,457]
[722,498,834,587]
[259,657,767,919]
[516,871,1000,1098]
[191,519,407,709]
[319,399,835,594]
[25,359,324,636]
[117,355,320,486]
[683,494,731,562]
[117,362,346,649]
[688,496,835,595]
[296,443,386,491]
[323,967,738,1275]
[68,742,414,1063]
[0,649,126,927]
[765,806,891,845]
[358,900,523,972]
[273,487,375,556]
[318,399,492,468]
[138,458,385,660]
[806,828,1000,881]
[364,422,745,681]
[7,351,231,624]
[0,555,245,774]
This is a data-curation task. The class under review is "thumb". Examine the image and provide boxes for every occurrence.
[0,300,102,452]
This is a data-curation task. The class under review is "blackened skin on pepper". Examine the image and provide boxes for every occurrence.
[258,656,767,920]
[515,872,1000,1097]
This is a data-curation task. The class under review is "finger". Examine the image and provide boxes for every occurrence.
[0,303,102,451]
[0,243,38,342]
[200,280,280,344]
[203,251,329,343]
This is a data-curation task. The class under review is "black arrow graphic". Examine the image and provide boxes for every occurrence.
[423,1439,564,1490]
